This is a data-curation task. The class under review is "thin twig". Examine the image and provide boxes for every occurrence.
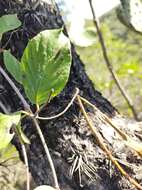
[2,30,16,49]
[88,0,138,120]
[32,118,59,189]
[79,96,142,157]
[79,96,128,140]
[0,101,9,114]
[21,144,30,190]
[76,95,142,190]
[0,66,30,111]
[37,88,79,120]
[0,66,60,190]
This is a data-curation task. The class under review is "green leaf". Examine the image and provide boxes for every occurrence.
[0,14,21,35]
[4,50,22,83]
[4,29,71,105]
[21,29,71,105]
[0,112,21,150]
[15,124,30,144]
[0,144,19,162]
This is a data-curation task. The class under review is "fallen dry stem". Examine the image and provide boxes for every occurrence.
[76,95,142,190]
[79,96,128,140]
[79,96,142,157]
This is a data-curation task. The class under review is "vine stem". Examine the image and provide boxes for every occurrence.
[21,144,30,190]
[36,88,79,120]
[0,66,60,190]
[76,94,142,190]
[20,87,79,120]
[32,118,59,189]
[88,0,138,120]
[0,67,30,111]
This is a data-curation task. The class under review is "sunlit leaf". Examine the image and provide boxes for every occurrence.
[15,124,30,144]
[21,29,71,105]
[0,144,19,162]
[117,0,142,33]
[0,112,21,150]
[4,29,71,105]
[0,14,21,37]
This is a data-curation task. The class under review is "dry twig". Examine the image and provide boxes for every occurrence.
[21,144,30,190]
[80,96,142,157]
[88,0,138,120]
[77,94,142,190]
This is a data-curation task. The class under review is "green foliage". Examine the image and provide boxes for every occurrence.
[15,123,30,144]
[4,29,71,105]
[0,14,21,40]
[0,144,19,162]
[77,17,142,117]
[0,113,21,150]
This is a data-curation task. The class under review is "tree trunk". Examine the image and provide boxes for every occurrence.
[0,1,141,190]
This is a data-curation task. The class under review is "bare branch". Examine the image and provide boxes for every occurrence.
[79,95,142,157]
[0,66,30,111]
[77,94,142,190]
[88,0,138,120]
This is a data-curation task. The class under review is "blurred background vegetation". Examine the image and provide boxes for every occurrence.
[76,10,142,119]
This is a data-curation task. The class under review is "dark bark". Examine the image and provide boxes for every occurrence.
[1,1,141,190]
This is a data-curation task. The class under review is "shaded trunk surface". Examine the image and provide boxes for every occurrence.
[1,1,141,190]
